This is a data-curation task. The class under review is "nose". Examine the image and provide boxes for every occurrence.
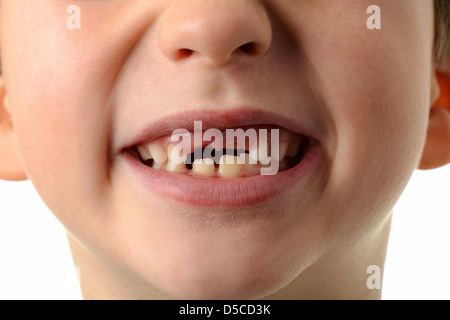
[158,1,272,66]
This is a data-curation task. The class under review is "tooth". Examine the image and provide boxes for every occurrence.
[249,143,259,164]
[167,143,187,164]
[218,155,244,178]
[147,143,168,164]
[137,145,152,161]
[273,141,288,162]
[286,140,301,158]
[166,160,187,174]
[249,134,270,165]
[242,154,260,177]
[192,158,216,177]
[152,161,165,170]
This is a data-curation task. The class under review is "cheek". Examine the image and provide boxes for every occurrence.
[289,1,435,235]
[2,3,116,216]
[318,28,432,232]
[329,46,430,176]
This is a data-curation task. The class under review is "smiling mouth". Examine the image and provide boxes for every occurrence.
[135,125,309,178]
[119,108,323,207]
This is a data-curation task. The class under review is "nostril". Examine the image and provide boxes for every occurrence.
[173,44,262,64]
[176,48,194,60]
[158,1,272,65]
[239,42,258,55]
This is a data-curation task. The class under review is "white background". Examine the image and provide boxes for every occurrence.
[0,165,449,300]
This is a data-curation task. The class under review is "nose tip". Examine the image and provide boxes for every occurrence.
[158,1,272,66]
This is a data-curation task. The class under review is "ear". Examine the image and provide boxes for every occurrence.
[0,78,27,181]
[419,71,450,170]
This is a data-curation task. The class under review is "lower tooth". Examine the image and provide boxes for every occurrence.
[152,161,165,170]
[218,155,244,178]
[242,154,260,177]
[192,158,216,177]
[166,160,187,173]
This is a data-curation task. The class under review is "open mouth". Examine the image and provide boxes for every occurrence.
[119,109,323,207]
[135,125,309,178]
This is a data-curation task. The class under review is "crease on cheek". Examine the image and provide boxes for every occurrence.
[324,58,427,211]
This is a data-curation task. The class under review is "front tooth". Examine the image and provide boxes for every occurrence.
[166,160,187,173]
[148,143,168,164]
[192,158,216,177]
[286,140,301,158]
[218,155,244,178]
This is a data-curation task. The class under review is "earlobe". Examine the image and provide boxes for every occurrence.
[419,71,450,170]
[0,79,28,181]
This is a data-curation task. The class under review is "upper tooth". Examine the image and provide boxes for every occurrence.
[167,143,187,164]
[218,155,244,178]
[147,143,168,164]
[249,144,258,164]
[192,158,216,177]
[273,141,288,162]
[249,134,270,165]
[137,145,153,161]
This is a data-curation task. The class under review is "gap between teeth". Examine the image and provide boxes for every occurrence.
[137,135,302,178]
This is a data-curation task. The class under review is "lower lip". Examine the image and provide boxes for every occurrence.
[120,141,322,207]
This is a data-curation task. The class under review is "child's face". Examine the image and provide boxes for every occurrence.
[0,0,438,298]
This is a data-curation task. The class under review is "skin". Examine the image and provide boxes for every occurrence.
[0,0,445,299]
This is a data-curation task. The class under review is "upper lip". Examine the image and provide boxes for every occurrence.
[118,106,321,155]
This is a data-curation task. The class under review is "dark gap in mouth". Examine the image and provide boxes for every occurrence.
[185,147,248,170]
[142,158,154,167]
[287,143,306,168]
